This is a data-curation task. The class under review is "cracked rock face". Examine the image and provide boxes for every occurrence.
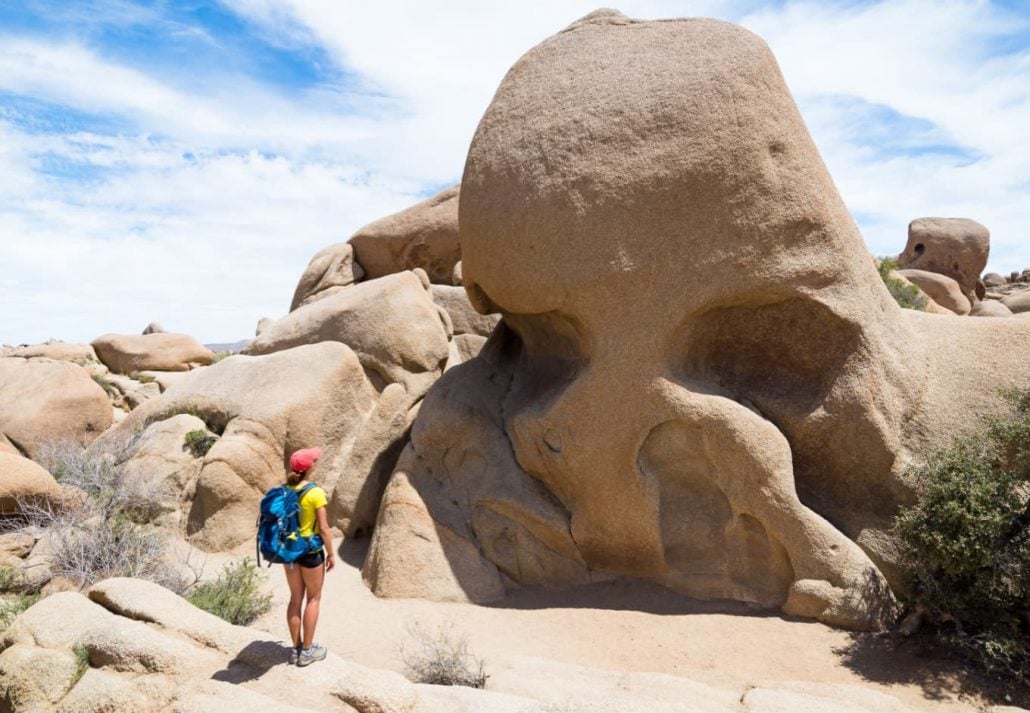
[364,12,1030,630]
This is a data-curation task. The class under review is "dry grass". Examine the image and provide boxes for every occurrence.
[402,620,487,688]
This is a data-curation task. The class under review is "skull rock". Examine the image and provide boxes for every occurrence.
[897,217,990,301]
[365,11,1030,630]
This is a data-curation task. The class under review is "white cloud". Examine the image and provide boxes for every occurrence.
[1,0,1028,346]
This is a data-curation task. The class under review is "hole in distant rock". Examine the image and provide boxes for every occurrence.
[914,243,925,256]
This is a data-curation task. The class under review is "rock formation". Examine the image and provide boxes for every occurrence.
[0,357,112,459]
[895,269,970,315]
[91,333,214,374]
[289,241,364,311]
[98,342,378,551]
[897,217,989,301]
[0,452,62,515]
[364,11,1030,630]
[349,185,461,285]
[245,271,450,402]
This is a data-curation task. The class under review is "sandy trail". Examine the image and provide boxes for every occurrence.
[236,538,993,712]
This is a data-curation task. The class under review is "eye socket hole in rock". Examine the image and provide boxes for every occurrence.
[914,243,925,256]
[678,299,861,417]
[501,311,589,418]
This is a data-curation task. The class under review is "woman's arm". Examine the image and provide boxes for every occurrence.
[316,506,335,571]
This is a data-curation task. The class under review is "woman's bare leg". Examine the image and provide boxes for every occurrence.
[299,562,325,649]
[284,564,305,648]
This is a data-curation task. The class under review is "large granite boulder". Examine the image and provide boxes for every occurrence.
[349,185,461,285]
[366,11,1030,630]
[0,452,62,515]
[895,269,970,315]
[289,242,365,311]
[1002,289,1030,314]
[897,217,989,300]
[969,300,1013,318]
[91,333,214,374]
[0,357,112,459]
[99,343,377,551]
[244,271,450,404]
[431,285,500,337]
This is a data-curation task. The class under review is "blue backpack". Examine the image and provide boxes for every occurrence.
[256,483,324,566]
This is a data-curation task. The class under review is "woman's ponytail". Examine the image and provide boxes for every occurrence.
[286,470,303,486]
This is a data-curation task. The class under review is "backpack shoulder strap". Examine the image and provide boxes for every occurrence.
[297,482,318,499]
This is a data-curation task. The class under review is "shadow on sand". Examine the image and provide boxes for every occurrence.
[210,639,294,684]
[833,631,1028,708]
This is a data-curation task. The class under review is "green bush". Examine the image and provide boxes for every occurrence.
[71,644,90,685]
[211,351,234,363]
[128,372,156,384]
[894,388,1030,682]
[0,593,40,631]
[187,558,272,626]
[877,256,928,311]
[91,374,118,398]
[183,429,217,458]
[0,566,16,592]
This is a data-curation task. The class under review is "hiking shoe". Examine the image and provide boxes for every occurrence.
[298,644,327,667]
[288,646,301,665]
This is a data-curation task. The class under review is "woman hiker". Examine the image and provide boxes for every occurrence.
[284,446,335,666]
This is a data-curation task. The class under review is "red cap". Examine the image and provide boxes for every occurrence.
[289,447,322,473]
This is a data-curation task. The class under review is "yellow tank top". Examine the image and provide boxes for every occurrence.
[288,482,328,538]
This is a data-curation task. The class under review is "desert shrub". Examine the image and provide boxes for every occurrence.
[7,437,195,594]
[877,256,928,311]
[91,374,118,398]
[50,514,190,593]
[71,644,90,685]
[0,593,40,631]
[0,566,16,592]
[402,621,487,688]
[36,435,153,521]
[128,372,156,384]
[211,351,233,363]
[187,558,272,625]
[183,429,217,458]
[894,388,1030,682]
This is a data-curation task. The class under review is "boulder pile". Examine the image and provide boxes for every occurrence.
[1,10,1028,649]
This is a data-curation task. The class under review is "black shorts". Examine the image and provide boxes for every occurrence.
[295,550,325,569]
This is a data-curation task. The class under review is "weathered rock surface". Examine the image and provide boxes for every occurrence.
[430,285,500,337]
[256,316,275,336]
[897,217,989,300]
[982,272,1006,287]
[896,269,971,315]
[969,299,1013,318]
[0,579,416,713]
[0,357,112,459]
[367,11,1030,631]
[91,333,214,374]
[349,186,461,285]
[327,383,412,537]
[1002,289,1030,314]
[0,451,61,515]
[6,341,100,368]
[244,272,450,403]
[290,242,365,312]
[99,343,377,551]
[105,373,162,410]
[118,414,207,529]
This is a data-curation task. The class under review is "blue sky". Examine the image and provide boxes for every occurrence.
[1,0,1028,344]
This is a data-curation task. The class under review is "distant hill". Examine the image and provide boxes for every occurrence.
[204,339,250,353]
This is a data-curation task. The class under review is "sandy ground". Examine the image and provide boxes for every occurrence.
[219,537,1010,712]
